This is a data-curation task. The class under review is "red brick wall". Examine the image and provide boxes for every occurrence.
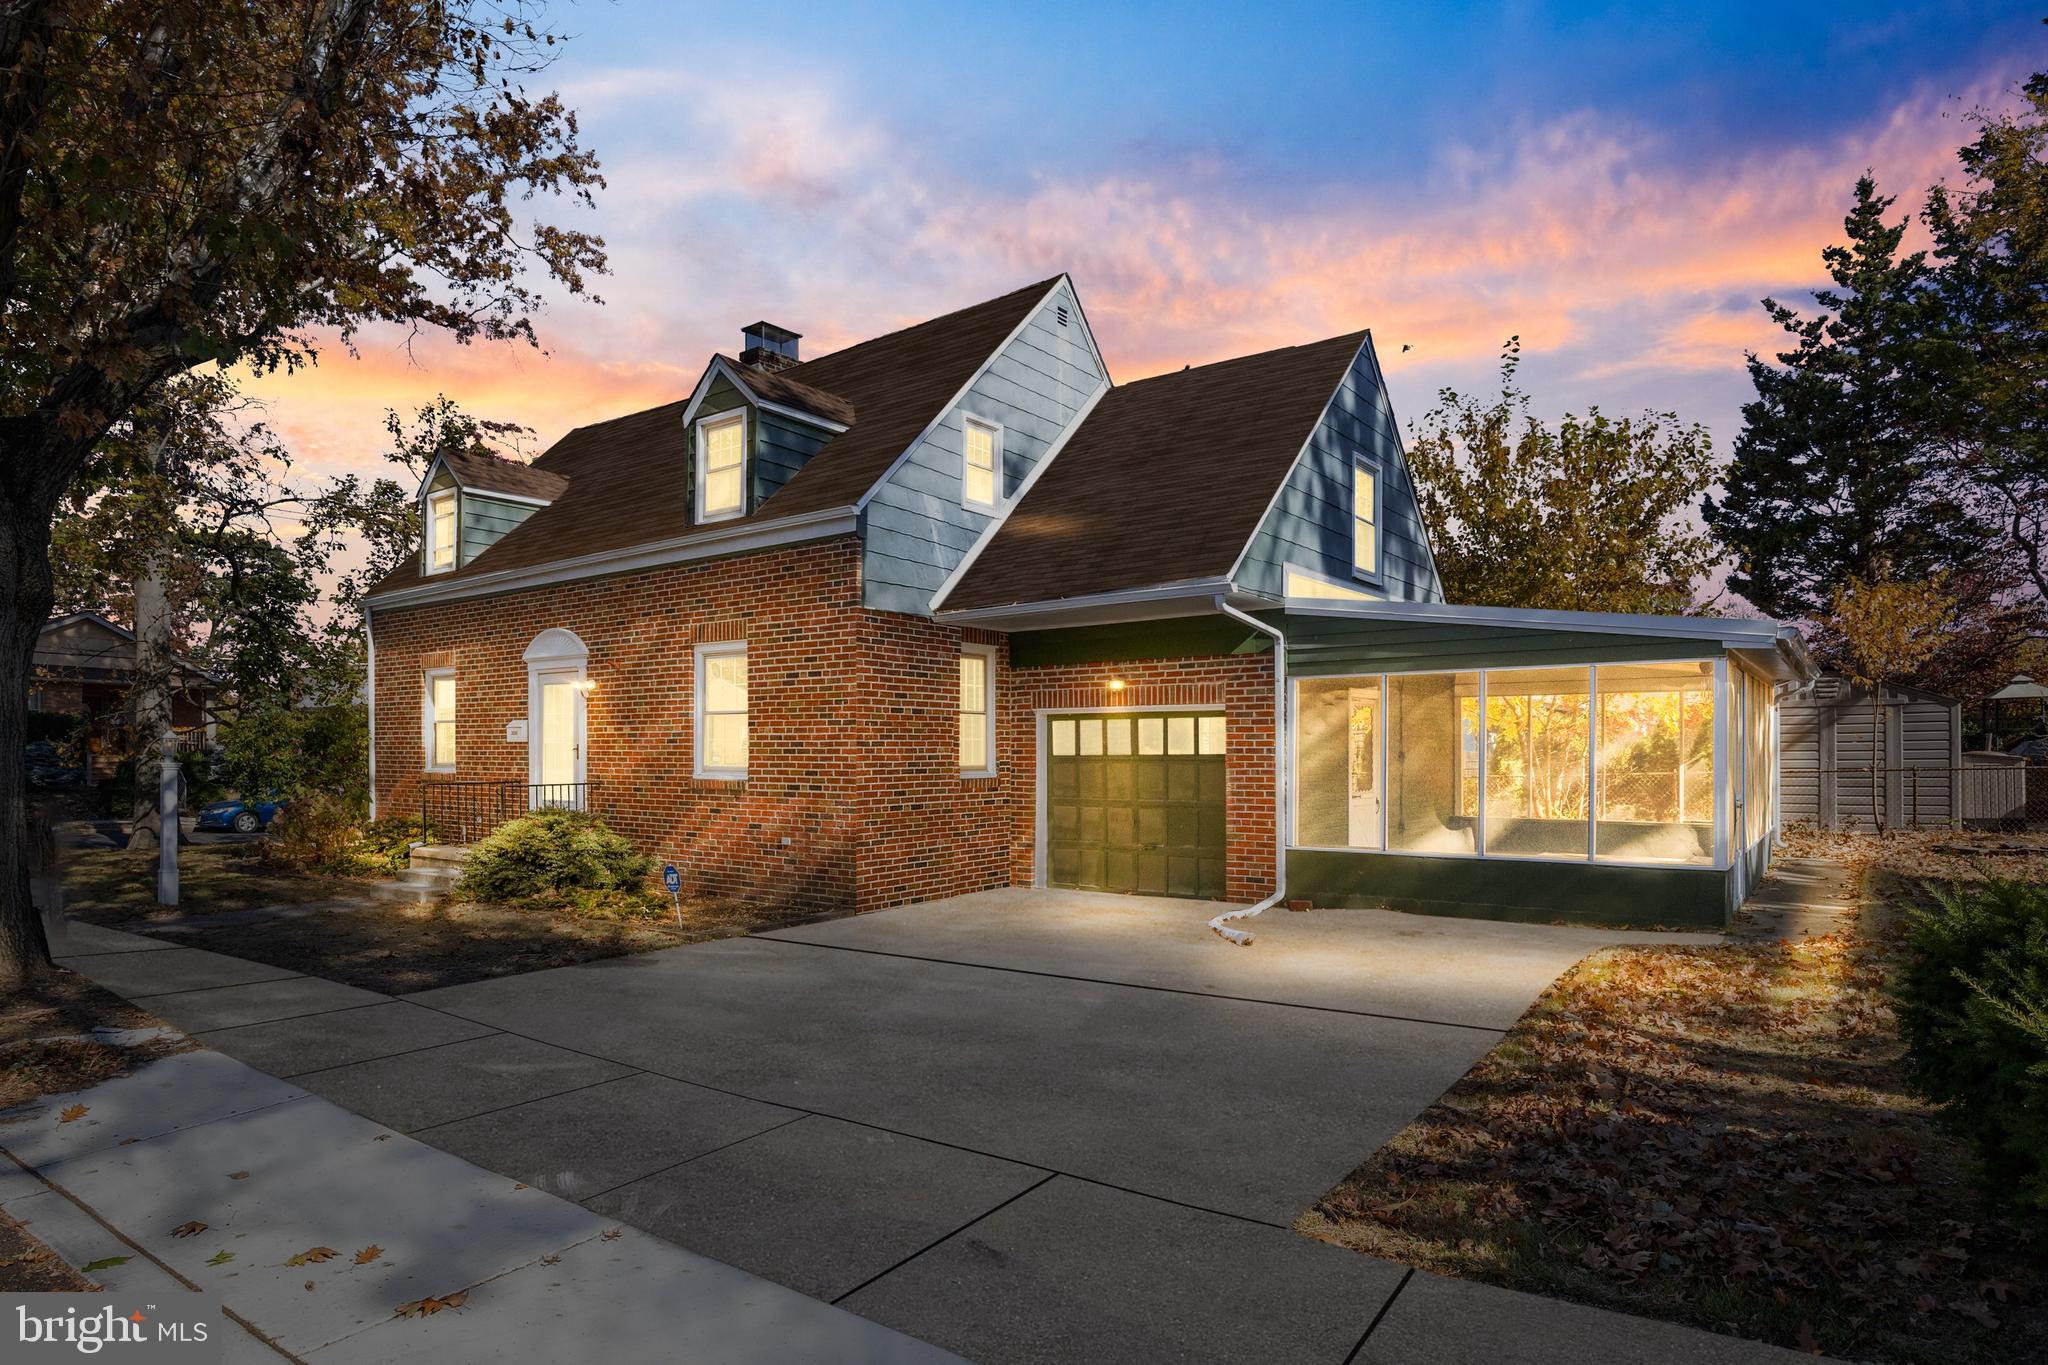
[372,539,866,911]
[370,538,1279,911]
[1003,652,1278,904]
[370,538,1017,913]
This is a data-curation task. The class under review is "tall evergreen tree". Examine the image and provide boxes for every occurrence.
[1704,177,1988,621]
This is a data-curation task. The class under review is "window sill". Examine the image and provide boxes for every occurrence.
[960,769,999,782]
[692,771,747,784]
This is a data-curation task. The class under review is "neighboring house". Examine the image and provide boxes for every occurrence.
[364,276,1814,928]
[32,612,217,778]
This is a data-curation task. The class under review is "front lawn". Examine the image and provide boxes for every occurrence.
[61,842,844,995]
[62,842,361,923]
[1297,916,2046,1362]
[129,896,842,994]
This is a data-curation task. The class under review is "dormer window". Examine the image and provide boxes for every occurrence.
[426,489,458,573]
[962,416,1000,512]
[696,411,747,523]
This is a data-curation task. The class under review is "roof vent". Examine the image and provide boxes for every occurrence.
[740,321,801,372]
[1056,305,1070,327]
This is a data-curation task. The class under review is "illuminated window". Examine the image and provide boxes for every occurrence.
[960,645,997,774]
[424,669,456,771]
[1595,662,1716,863]
[963,417,1000,511]
[1351,458,1380,578]
[697,412,747,522]
[695,642,748,777]
[426,490,457,572]
[1484,668,1591,858]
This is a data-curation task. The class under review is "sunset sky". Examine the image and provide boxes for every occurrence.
[247,2,2047,521]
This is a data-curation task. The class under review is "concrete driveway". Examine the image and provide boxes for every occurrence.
[137,889,1727,1363]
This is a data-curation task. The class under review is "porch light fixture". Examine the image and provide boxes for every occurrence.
[1107,679,1126,692]
[572,678,598,693]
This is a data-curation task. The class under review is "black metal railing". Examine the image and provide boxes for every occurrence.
[420,778,595,845]
[1802,763,2048,831]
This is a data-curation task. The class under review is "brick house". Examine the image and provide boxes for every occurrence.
[366,277,1815,929]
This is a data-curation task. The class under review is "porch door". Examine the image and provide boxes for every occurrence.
[533,668,585,808]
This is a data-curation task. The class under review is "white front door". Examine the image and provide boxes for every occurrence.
[533,667,585,805]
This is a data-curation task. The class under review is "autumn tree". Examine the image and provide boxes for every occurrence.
[0,1,605,981]
[1404,339,1720,614]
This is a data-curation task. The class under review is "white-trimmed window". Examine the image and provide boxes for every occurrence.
[962,416,1000,512]
[1351,457,1380,579]
[959,644,997,775]
[696,411,748,523]
[694,641,748,778]
[423,669,456,771]
[425,490,458,573]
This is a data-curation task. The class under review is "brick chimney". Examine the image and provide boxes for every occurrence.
[739,321,800,372]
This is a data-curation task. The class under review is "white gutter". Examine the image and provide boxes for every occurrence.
[1210,598,1287,946]
[365,505,859,611]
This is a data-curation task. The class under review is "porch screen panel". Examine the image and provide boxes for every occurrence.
[1745,668,1773,850]
[1594,661,1715,863]
[1483,668,1590,857]
[1295,678,1382,849]
[1386,671,1479,855]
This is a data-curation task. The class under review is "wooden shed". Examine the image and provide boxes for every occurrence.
[1780,673,1963,831]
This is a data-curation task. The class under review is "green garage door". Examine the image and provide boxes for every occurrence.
[1046,712,1228,899]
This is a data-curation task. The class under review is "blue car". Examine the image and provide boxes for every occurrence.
[195,797,284,834]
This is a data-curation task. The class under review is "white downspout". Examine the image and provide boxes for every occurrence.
[1210,598,1286,946]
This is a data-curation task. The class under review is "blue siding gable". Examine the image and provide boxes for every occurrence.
[861,278,1108,614]
[1232,339,1444,603]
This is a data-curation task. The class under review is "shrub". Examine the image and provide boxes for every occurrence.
[265,793,365,875]
[457,810,652,903]
[1896,874,2048,1216]
[357,815,434,875]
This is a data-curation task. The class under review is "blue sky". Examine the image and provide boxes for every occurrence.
[254,2,2046,512]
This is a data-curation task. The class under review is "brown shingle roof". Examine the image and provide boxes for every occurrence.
[439,446,568,502]
[368,277,1060,597]
[941,331,1368,613]
[723,361,856,428]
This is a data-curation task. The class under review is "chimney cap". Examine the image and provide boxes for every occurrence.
[742,321,801,349]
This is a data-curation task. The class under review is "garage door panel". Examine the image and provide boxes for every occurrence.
[1045,711,1229,901]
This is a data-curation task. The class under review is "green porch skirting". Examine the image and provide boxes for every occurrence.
[1285,849,1732,930]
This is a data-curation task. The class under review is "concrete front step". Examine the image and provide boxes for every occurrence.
[401,844,470,890]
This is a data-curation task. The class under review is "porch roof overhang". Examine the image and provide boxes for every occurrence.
[934,577,1269,632]
[1277,597,1818,684]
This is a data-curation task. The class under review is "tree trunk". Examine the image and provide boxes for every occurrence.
[0,495,56,983]
[1872,686,1885,833]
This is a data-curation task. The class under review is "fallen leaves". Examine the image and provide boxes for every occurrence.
[394,1289,469,1318]
[57,1104,86,1123]
[353,1246,382,1266]
[206,1251,234,1267]
[284,1247,339,1266]
[227,1171,250,1181]
[1299,920,2048,1360]
[170,1222,206,1238]
[599,1228,621,1242]
[81,1256,129,1272]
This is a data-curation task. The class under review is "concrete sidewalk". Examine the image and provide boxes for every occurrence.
[5,927,959,1364]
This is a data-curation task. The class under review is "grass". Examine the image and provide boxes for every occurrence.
[61,842,355,924]
[1296,880,2046,1364]
[60,841,846,995]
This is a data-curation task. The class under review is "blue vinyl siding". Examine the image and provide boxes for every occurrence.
[1233,339,1444,603]
[861,279,1107,614]
[460,493,540,564]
